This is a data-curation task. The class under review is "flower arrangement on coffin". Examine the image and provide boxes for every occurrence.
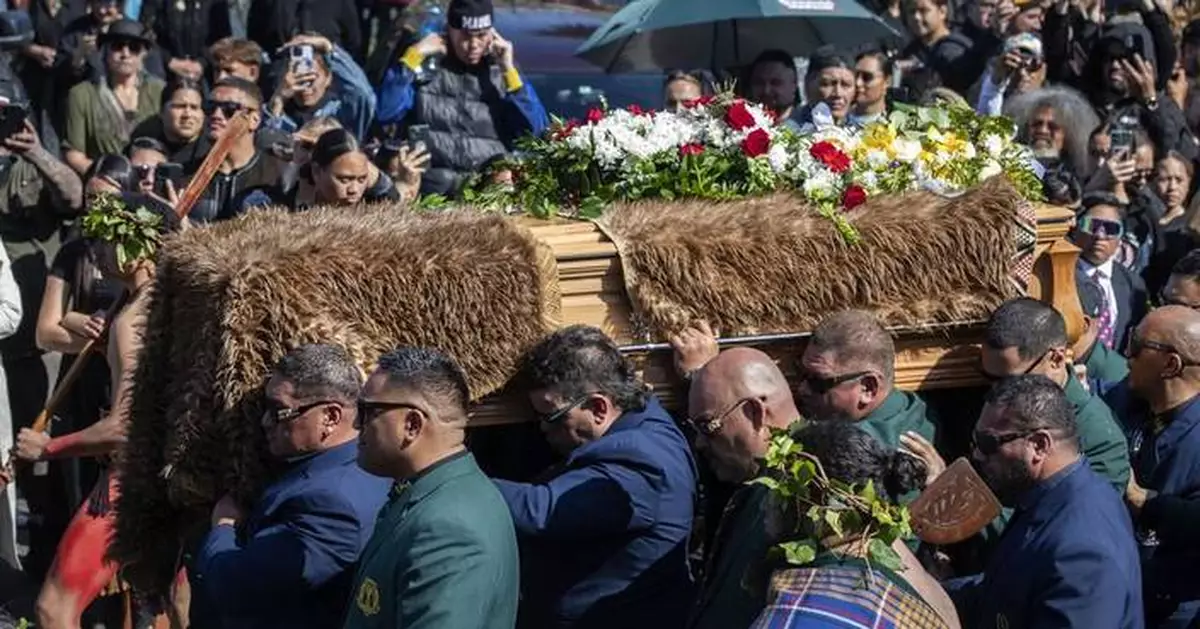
[450,94,1042,243]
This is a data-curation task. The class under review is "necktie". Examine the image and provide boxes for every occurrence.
[1093,270,1115,349]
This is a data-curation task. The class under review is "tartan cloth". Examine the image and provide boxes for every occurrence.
[750,563,950,629]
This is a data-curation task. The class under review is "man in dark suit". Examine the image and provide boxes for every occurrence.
[190,343,392,629]
[1123,306,1200,627]
[1073,193,1149,352]
[493,325,697,629]
[945,376,1143,628]
[344,346,518,629]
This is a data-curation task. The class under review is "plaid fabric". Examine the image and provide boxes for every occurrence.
[750,565,949,629]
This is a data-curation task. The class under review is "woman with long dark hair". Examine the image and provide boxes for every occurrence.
[240,128,399,211]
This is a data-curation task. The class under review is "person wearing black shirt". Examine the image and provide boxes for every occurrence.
[188,76,283,222]
[131,76,210,173]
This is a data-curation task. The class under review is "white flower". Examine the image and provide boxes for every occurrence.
[865,149,890,169]
[892,138,922,163]
[979,159,1003,180]
[802,170,841,201]
[981,134,1006,159]
[858,170,879,191]
[768,143,792,174]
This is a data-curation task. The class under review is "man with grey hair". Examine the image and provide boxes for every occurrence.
[1123,306,1200,626]
[190,343,392,629]
[798,310,937,457]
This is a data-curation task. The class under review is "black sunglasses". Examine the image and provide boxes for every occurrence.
[799,370,870,395]
[204,100,245,118]
[979,350,1050,381]
[972,429,1037,456]
[355,400,425,426]
[260,399,337,427]
[536,395,591,425]
[1125,337,1200,366]
[1158,289,1200,310]
[109,39,146,54]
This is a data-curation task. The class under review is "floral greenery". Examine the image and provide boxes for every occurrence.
[443,95,1043,243]
[81,194,165,270]
[752,429,913,574]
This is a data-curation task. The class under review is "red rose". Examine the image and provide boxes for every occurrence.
[810,141,851,173]
[725,100,757,131]
[679,143,705,157]
[551,119,580,140]
[741,129,771,158]
[629,104,644,116]
[684,95,715,109]
[586,108,605,124]
[842,185,868,210]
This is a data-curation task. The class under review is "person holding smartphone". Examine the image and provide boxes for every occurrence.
[262,33,376,145]
[376,0,549,199]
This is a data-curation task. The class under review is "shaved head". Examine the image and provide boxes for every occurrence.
[1129,306,1200,408]
[687,348,800,483]
[1141,306,1200,363]
[695,348,794,420]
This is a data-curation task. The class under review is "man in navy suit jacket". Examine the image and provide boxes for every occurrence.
[946,376,1143,629]
[190,344,391,629]
[493,325,697,629]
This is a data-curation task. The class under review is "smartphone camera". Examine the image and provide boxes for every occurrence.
[289,44,316,88]
[0,100,28,140]
[154,163,185,198]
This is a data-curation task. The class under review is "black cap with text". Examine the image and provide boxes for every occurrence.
[448,0,494,31]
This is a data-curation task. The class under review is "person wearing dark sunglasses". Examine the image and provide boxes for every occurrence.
[492,325,696,629]
[979,297,1131,492]
[1071,194,1148,352]
[348,346,519,629]
[189,344,390,629]
[62,19,166,177]
[945,375,1142,629]
[1159,249,1200,310]
[1120,306,1200,626]
[797,311,937,467]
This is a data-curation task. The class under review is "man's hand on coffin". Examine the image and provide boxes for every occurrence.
[670,321,719,379]
[211,494,245,528]
[899,431,947,488]
[14,428,50,462]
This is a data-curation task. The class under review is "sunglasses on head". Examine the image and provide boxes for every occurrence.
[204,100,245,118]
[1077,216,1124,239]
[971,429,1037,455]
[109,39,146,54]
[799,370,870,395]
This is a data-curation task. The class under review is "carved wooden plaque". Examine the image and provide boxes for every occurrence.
[910,457,1003,545]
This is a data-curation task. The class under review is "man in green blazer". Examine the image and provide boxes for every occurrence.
[343,346,519,629]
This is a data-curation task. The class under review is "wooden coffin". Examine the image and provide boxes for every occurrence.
[469,204,1080,426]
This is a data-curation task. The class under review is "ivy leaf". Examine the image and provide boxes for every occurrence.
[780,540,818,566]
[868,538,904,573]
[824,509,844,538]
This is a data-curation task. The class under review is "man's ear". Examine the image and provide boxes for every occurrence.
[859,372,884,404]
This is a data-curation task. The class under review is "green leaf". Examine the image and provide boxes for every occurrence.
[780,540,818,566]
[868,538,904,572]
[750,476,781,492]
[824,509,844,538]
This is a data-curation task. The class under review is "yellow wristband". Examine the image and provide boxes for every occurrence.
[401,47,425,72]
[503,67,523,92]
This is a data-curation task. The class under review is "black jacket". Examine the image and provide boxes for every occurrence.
[246,0,361,60]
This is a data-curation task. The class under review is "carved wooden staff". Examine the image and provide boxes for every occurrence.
[4,112,253,474]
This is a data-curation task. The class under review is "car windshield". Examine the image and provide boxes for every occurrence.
[494,3,664,120]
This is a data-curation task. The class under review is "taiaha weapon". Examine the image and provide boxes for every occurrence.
[4,111,254,476]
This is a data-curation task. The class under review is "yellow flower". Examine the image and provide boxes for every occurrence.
[861,124,897,152]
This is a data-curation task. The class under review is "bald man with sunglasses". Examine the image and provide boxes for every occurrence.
[1123,306,1200,627]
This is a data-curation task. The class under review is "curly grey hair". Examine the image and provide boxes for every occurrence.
[1005,85,1100,179]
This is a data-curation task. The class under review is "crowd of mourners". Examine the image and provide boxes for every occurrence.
[0,0,1193,626]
